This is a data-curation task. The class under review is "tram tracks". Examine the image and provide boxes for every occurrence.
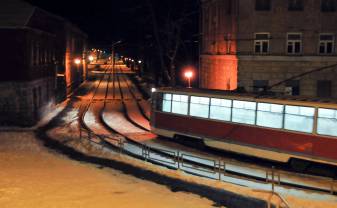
[78,64,337,201]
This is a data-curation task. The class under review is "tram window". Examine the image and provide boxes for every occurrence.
[210,98,232,121]
[162,93,172,112]
[284,105,315,133]
[317,108,337,137]
[232,100,256,125]
[189,96,210,118]
[171,94,189,115]
[257,103,284,129]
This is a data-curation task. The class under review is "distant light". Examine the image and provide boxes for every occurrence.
[184,71,193,79]
[138,60,142,64]
[88,56,94,61]
[151,88,156,93]
[74,58,81,65]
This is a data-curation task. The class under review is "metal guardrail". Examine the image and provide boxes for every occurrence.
[76,126,337,208]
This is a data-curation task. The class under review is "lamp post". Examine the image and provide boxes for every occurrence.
[184,70,193,88]
[111,40,122,99]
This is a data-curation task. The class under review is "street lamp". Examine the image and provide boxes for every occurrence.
[74,58,81,65]
[184,70,193,88]
[88,55,94,62]
[111,40,122,99]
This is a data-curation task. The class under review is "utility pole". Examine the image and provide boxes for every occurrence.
[111,40,122,99]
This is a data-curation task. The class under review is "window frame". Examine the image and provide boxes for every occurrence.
[287,33,302,55]
[318,33,335,55]
[317,108,337,137]
[189,96,211,119]
[254,33,270,54]
[283,104,315,133]
[321,0,337,12]
[209,98,233,122]
[288,0,304,11]
[255,0,271,11]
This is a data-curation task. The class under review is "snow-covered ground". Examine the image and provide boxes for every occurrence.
[0,132,215,208]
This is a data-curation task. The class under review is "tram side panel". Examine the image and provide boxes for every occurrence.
[152,111,337,165]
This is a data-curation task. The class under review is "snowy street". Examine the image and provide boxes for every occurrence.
[0,132,215,208]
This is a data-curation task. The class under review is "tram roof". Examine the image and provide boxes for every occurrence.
[156,87,337,109]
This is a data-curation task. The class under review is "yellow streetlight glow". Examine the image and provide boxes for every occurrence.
[74,58,81,65]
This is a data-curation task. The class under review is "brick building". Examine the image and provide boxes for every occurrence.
[200,0,337,98]
[0,0,87,126]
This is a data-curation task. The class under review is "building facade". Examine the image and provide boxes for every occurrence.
[0,0,87,126]
[200,0,337,98]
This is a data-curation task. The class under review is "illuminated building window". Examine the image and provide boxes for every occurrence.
[287,33,302,54]
[254,33,270,54]
[321,0,336,12]
[255,0,271,11]
[288,0,304,11]
[319,34,334,54]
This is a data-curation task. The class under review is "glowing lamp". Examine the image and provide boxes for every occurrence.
[151,88,156,93]
[74,58,81,65]
[184,70,194,88]
[88,56,94,61]
[138,60,142,64]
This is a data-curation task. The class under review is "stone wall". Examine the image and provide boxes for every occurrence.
[0,77,55,126]
[238,56,337,97]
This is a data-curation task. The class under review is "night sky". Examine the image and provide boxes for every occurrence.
[25,0,199,54]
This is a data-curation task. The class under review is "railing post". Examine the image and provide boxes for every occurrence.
[218,160,222,181]
[331,179,335,195]
[271,166,275,193]
[177,151,180,170]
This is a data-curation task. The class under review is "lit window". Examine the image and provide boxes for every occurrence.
[319,34,334,54]
[189,96,210,118]
[287,33,302,54]
[172,94,189,115]
[255,0,271,11]
[288,0,304,11]
[210,98,232,121]
[162,93,172,112]
[254,33,270,54]
[232,100,257,125]
[257,103,284,129]
[284,105,315,133]
[321,0,336,12]
[317,108,337,137]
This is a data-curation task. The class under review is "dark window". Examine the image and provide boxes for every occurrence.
[287,33,302,54]
[317,80,332,98]
[319,34,334,54]
[255,0,271,11]
[288,0,304,11]
[285,80,300,96]
[321,0,336,12]
[254,33,270,54]
[226,0,232,14]
[253,80,269,92]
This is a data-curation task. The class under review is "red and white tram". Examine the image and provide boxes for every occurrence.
[150,88,337,167]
